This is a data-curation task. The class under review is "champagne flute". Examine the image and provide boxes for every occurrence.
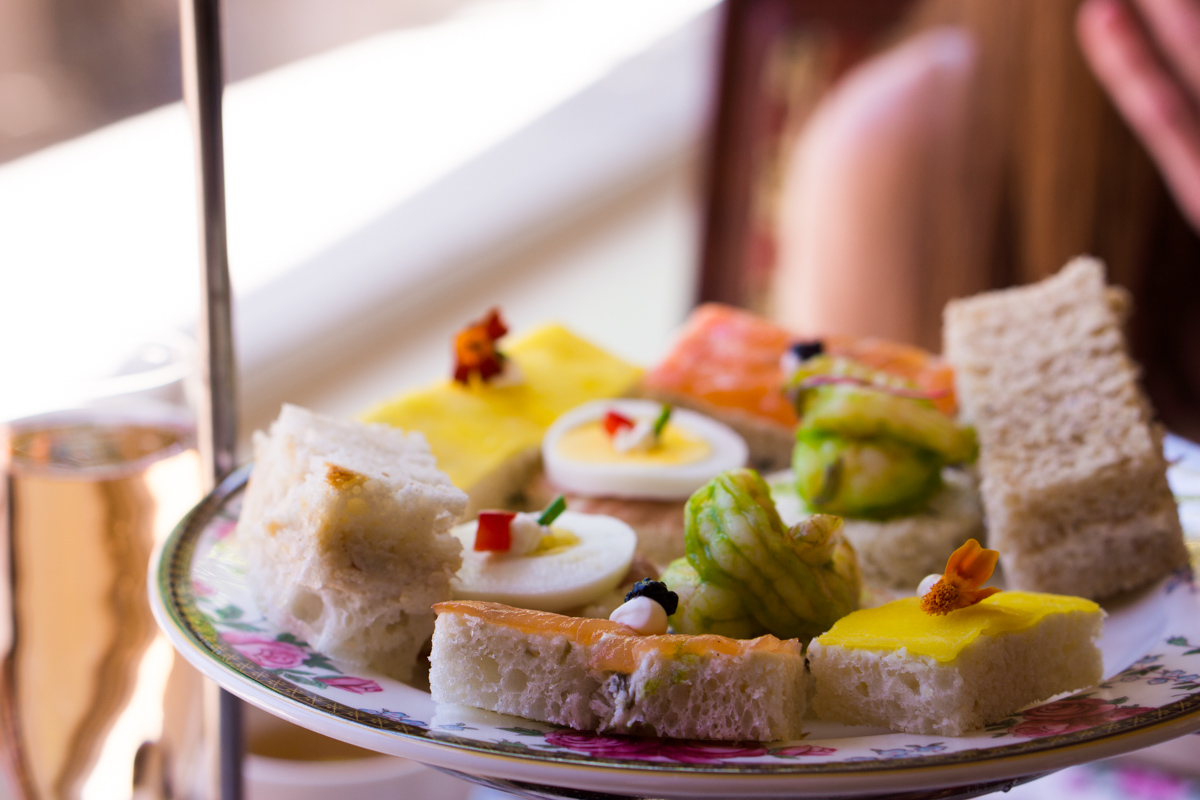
[1,335,208,799]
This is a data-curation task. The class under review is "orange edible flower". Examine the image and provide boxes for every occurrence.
[453,308,509,385]
[920,538,1001,615]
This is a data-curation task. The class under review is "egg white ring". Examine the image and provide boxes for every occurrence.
[542,399,750,501]
[450,511,637,612]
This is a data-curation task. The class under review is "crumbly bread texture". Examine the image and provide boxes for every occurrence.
[429,601,806,741]
[238,404,467,681]
[943,257,1186,598]
[808,602,1103,736]
[769,469,983,590]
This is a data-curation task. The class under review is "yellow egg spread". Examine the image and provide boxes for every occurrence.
[816,592,1100,663]
[361,325,642,491]
[530,528,580,556]
[555,421,713,466]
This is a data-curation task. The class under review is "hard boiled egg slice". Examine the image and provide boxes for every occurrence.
[450,510,636,612]
[542,399,748,500]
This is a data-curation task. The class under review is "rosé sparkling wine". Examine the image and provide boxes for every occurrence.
[1,412,206,799]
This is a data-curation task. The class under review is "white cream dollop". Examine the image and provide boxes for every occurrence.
[611,419,656,453]
[609,595,669,635]
[506,513,547,556]
[917,573,942,599]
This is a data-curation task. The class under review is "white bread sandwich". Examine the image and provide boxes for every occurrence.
[808,590,1103,736]
[429,600,806,741]
[944,257,1187,599]
[238,404,467,681]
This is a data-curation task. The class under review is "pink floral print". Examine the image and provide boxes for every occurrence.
[1008,698,1146,738]
[222,632,307,670]
[322,676,383,694]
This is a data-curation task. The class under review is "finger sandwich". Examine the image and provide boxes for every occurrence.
[238,404,467,681]
[429,600,806,741]
[808,592,1104,736]
[944,257,1187,599]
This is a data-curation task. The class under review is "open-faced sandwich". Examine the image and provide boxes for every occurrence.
[809,539,1104,736]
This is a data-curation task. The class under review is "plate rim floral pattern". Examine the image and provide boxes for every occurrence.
[152,452,1200,793]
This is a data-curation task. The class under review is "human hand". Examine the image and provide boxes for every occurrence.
[1077,0,1200,230]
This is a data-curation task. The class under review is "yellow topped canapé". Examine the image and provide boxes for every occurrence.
[361,324,642,491]
[816,592,1100,663]
[555,421,712,466]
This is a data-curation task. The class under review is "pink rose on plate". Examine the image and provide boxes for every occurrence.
[1010,703,1148,738]
[1022,698,1117,720]
[657,741,769,764]
[322,676,383,694]
[192,579,215,597]
[222,632,307,670]
[544,731,663,759]
[773,744,838,757]
[1010,719,1095,738]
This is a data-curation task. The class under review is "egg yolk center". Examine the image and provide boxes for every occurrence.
[530,528,580,556]
[556,421,712,465]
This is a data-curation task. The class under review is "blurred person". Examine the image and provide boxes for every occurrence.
[772,0,1200,438]
[1077,0,1200,233]
[772,26,980,354]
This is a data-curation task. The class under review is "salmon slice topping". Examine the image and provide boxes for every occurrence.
[642,304,957,425]
[433,600,798,674]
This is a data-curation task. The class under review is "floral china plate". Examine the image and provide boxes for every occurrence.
[150,436,1200,799]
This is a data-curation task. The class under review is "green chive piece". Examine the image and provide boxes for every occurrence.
[537,495,567,526]
[653,404,673,437]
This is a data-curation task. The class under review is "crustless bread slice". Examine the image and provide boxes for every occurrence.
[943,257,1186,599]
[238,404,467,681]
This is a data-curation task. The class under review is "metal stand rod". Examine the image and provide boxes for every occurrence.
[178,0,242,797]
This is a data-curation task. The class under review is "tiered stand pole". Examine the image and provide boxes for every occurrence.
[178,0,243,797]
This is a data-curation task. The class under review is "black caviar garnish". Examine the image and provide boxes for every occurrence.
[625,579,679,616]
[790,340,824,362]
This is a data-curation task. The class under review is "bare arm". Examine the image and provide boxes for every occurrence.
[1077,0,1200,230]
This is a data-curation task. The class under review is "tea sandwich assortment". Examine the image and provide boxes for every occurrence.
[234,257,1186,742]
